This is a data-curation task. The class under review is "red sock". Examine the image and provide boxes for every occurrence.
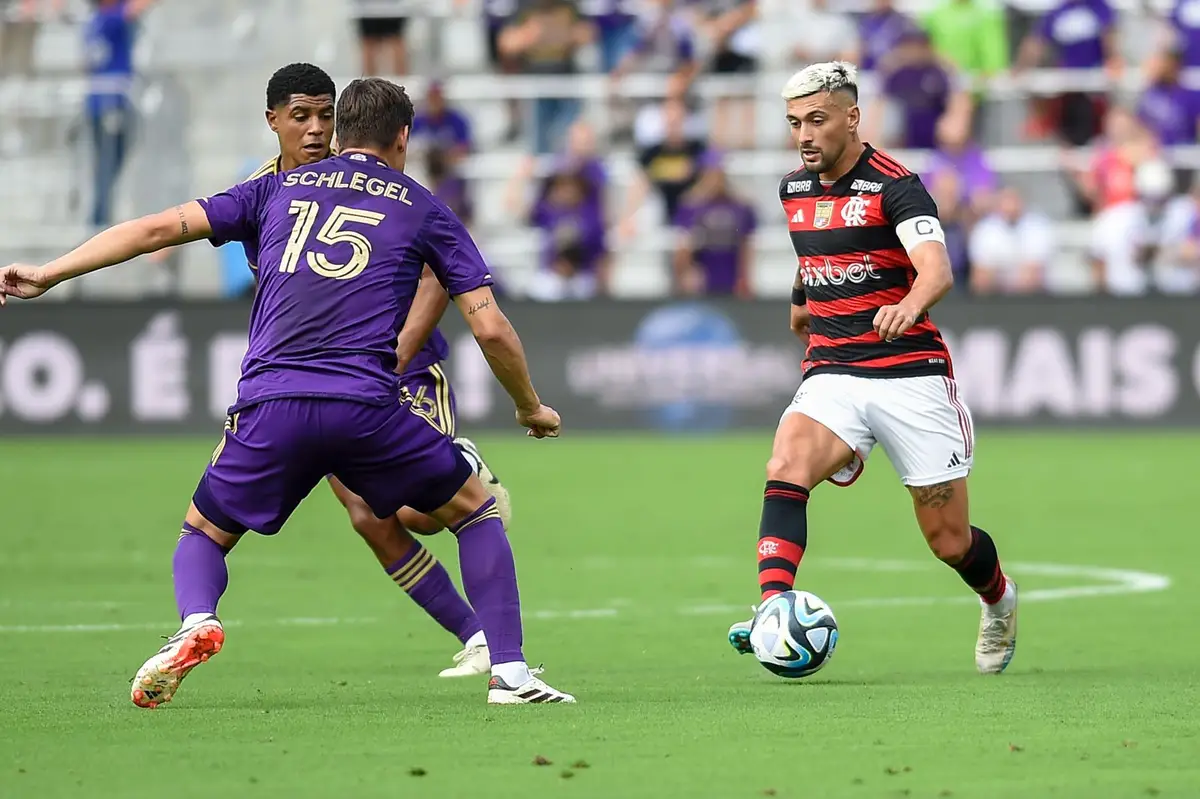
[758,481,809,600]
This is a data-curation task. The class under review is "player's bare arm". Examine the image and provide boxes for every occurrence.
[873,239,954,342]
[395,265,450,374]
[0,202,212,305]
[452,285,560,438]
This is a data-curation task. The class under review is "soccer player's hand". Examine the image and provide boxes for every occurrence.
[873,303,919,343]
[517,404,561,439]
[0,264,53,306]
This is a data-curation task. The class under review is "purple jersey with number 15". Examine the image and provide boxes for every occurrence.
[198,152,493,415]
[240,156,451,375]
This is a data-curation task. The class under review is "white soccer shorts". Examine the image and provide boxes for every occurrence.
[782,373,975,488]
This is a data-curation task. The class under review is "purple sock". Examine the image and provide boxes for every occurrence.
[173,523,230,620]
[386,543,483,645]
[452,499,523,665]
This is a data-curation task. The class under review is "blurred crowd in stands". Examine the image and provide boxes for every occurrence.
[5,0,1200,299]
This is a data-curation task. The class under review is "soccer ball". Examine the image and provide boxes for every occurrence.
[749,590,839,679]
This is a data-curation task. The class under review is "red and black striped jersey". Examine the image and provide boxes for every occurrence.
[780,145,952,379]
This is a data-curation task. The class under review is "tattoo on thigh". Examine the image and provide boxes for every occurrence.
[914,481,955,509]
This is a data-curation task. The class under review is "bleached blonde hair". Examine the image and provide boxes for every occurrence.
[780,61,859,101]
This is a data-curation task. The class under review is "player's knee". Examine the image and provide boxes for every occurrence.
[397,507,443,536]
[923,522,971,563]
[347,503,391,539]
[766,454,811,487]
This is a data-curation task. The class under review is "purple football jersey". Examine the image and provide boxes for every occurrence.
[1036,0,1114,69]
[198,152,492,413]
[673,196,756,294]
[234,156,454,382]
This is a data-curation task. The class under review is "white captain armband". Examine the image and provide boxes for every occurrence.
[894,215,945,253]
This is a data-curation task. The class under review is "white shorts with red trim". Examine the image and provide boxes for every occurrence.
[783,373,975,488]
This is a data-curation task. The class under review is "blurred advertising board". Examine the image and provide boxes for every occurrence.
[0,298,1196,433]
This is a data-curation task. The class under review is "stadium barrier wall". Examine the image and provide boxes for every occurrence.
[0,298,1197,434]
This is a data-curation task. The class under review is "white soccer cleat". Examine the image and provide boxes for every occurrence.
[487,672,575,704]
[438,643,491,678]
[454,437,512,530]
[976,578,1018,674]
[728,617,754,655]
[130,614,224,708]
[728,605,758,654]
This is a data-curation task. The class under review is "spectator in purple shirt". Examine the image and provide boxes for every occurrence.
[859,0,921,72]
[527,172,611,300]
[411,81,471,163]
[1138,48,1200,147]
[672,151,757,297]
[925,113,997,213]
[873,29,972,149]
[1017,0,1120,145]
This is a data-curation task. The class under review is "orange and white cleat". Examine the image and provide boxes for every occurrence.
[130,613,224,708]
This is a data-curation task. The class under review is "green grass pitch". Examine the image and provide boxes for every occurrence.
[0,433,1197,798]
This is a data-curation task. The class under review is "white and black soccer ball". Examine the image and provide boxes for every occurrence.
[749,590,838,679]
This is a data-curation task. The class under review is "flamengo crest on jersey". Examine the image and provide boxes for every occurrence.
[780,145,953,380]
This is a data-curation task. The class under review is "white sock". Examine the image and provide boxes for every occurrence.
[182,612,217,629]
[465,630,486,648]
[456,443,482,473]
[492,660,531,687]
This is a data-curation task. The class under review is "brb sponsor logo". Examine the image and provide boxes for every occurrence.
[798,256,881,288]
[566,303,803,432]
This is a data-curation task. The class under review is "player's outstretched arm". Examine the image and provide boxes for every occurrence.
[452,286,560,438]
[0,202,212,304]
[395,265,450,373]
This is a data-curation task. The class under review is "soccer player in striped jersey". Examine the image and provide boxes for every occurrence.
[247,63,512,678]
[728,62,1018,675]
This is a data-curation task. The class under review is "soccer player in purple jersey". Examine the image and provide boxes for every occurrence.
[244,63,512,679]
[0,77,575,706]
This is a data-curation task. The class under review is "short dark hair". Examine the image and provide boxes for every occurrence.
[266,63,336,109]
[335,78,415,151]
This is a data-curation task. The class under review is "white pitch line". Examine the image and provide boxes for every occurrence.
[0,561,1170,634]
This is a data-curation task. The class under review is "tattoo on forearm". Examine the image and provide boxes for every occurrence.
[176,206,189,236]
[467,298,492,316]
[914,481,955,509]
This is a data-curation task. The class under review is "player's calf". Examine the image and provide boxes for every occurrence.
[327,476,487,670]
[729,413,853,656]
[132,508,237,708]
[432,476,575,703]
[908,479,1017,673]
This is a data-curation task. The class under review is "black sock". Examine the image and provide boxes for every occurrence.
[952,526,1007,604]
[758,481,809,600]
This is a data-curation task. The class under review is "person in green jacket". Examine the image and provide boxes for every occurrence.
[922,0,1009,78]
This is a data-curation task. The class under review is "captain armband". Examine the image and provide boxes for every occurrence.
[791,286,806,306]
[894,215,945,253]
